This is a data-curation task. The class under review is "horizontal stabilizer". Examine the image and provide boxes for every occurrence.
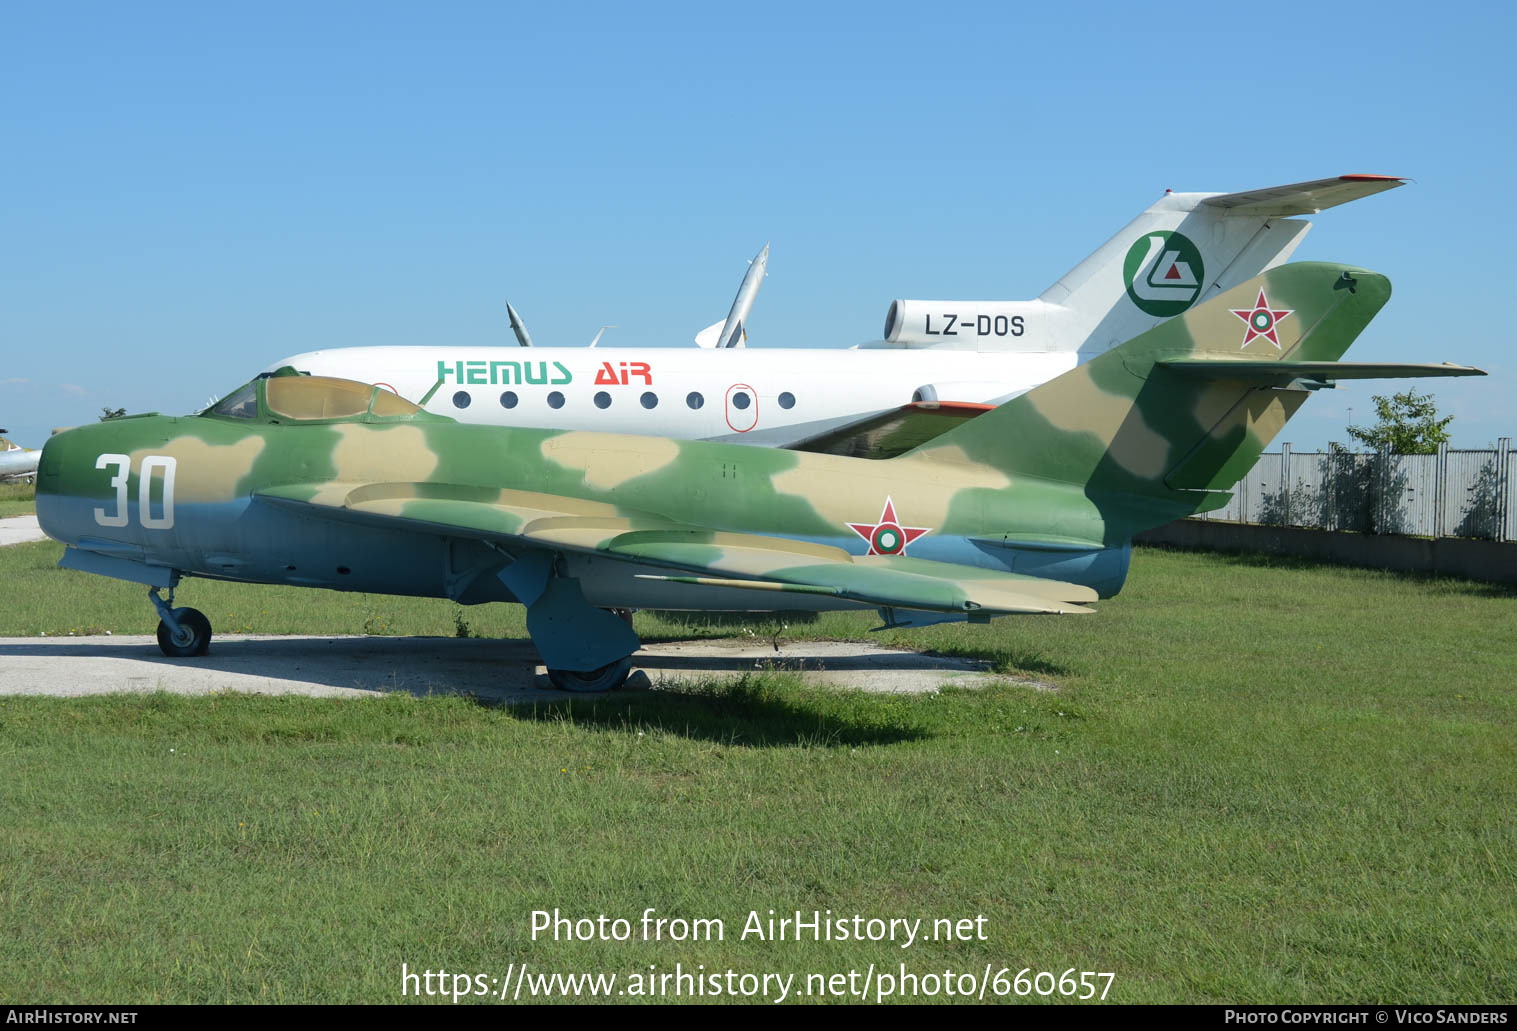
[1201,174,1405,216]
[1155,359,1485,384]
[789,401,992,460]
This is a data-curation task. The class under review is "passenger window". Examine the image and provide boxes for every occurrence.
[686,391,704,410]
[594,391,612,409]
[641,392,658,409]
[209,382,259,420]
[500,391,518,409]
[731,391,751,410]
[452,391,472,409]
[778,391,795,410]
[547,391,566,410]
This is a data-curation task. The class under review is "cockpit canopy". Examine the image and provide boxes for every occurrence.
[203,373,425,424]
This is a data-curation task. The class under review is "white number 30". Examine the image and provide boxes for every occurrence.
[94,454,176,530]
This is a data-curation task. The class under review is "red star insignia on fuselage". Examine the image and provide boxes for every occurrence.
[1230,289,1294,351]
[847,496,931,556]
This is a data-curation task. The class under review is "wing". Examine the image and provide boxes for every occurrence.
[255,482,1095,616]
[787,401,993,460]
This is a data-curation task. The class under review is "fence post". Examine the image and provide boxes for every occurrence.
[1324,446,1337,530]
[1281,443,1292,526]
[1434,441,1449,539]
[1498,437,1512,544]
[1374,447,1390,535]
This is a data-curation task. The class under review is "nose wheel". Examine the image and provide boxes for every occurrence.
[148,587,212,657]
[157,608,212,657]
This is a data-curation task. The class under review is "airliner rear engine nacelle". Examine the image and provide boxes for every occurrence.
[883,300,1036,348]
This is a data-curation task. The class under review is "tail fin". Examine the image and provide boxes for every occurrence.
[873,175,1404,355]
[904,263,1396,529]
[1040,176,1405,357]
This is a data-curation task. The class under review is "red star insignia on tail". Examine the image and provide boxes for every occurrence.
[847,496,931,556]
[1230,289,1294,351]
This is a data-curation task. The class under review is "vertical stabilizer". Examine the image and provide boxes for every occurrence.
[872,175,1404,355]
[906,262,1392,534]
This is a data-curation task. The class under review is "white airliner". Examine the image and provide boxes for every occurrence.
[269,175,1403,457]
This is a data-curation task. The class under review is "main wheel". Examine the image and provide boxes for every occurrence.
[156,607,212,657]
[547,656,633,693]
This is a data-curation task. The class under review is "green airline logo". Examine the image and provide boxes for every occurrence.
[438,359,572,386]
[1123,231,1205,317]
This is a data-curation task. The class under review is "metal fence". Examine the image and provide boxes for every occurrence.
[1191,438,1516,542]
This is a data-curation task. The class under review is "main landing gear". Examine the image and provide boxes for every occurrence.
[544,609,636,691]
[149,587,212,657]
[547,655,633,693]
[498,554,640,693]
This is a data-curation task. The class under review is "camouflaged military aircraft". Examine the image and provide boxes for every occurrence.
[35,262,1482,691]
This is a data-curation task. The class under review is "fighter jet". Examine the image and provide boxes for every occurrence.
[35,263,1482,692]
[0,434,39,483]
[269,176,1407,457]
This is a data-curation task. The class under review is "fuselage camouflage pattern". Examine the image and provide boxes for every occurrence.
[36,263,1481,683]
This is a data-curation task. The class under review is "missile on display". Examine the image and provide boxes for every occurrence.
[506,302,535,348]
[696,243,769,349]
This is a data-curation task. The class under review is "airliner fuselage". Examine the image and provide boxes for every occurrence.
[271,345,1077,446]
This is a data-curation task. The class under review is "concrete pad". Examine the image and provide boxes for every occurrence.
[0,634,1042,701]
[640,638,1034,694]
[0,515,45,547]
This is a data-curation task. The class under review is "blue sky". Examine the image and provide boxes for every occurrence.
[3,1,1513,450]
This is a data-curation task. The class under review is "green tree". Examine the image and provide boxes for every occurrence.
[99,407,126,421]
[1345,389,1453,454]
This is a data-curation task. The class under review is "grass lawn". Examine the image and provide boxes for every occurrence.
[0,543,1512,1003]
[0,482,35,519]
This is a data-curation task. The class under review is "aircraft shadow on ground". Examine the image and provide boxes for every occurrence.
[503,681,930,748]
[0,635,938,747]
[651,639,1074,679]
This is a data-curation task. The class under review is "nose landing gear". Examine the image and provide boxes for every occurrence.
[148,587,212,657]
